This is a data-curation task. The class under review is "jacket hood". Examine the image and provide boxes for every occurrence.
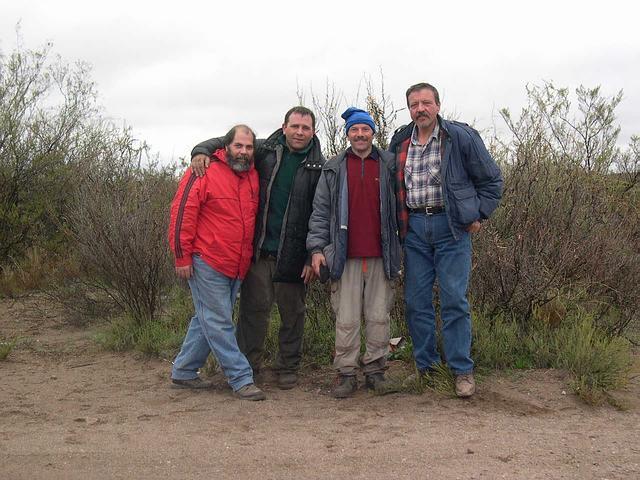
[212,147,228,165]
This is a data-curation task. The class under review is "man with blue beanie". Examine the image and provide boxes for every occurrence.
[307,107,401,398]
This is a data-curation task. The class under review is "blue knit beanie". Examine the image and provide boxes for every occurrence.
[341,107,376,134]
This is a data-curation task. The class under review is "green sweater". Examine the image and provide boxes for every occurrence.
[261,136,312,253]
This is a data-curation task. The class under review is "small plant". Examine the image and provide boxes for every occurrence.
[472,309,520,369]
[95,287,192,358]
[554,313,631,404]
[0,339,16,360]
[400,362,456,396]
[0,248,56,298]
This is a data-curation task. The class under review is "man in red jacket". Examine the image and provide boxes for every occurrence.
[168,125,265,401]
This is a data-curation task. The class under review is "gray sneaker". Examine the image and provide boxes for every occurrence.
[455,373,476,398]
[171,377,213,389]
[235,383,266,401]
[331,375,357,399]
[277,371,298,390]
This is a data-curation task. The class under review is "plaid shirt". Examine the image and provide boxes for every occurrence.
[395,122,446,240]
[404,122,443,208]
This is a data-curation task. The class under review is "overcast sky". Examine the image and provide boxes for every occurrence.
[2,0,638,163]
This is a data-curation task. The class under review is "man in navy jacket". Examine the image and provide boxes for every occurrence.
[388,82,503,397]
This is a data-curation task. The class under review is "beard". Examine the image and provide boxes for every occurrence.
[226,148,253,173]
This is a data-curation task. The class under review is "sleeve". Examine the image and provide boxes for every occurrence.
[464,129,503,220]
[306,170,332,254]
[168,170,205,267]
[191,137,224,158]
[191,137,267,158]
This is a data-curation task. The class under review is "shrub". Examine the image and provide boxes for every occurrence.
[553,313,631,404]
[64,127,177,325]
[94,284,192,357]
[472,82,640,335]
[0,42,97,266]
[472,309,521,369]
[95,313,186,358]
[0,247,57,297]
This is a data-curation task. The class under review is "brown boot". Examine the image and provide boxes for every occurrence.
[455,373,476,398]
[235,383,266,401]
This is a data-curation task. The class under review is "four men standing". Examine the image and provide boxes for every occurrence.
[173,83,502,400]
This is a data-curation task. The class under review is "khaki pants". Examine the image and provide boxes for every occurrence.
[331,257,394,376]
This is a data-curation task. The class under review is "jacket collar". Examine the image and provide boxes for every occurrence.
[390,115,449,150]
[263,128,324,169]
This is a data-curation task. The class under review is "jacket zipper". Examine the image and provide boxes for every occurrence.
[256,145,282,252]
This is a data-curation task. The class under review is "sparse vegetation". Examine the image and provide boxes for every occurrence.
[472,306,632,404]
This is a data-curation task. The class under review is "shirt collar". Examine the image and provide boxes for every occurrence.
[346,146,379,160]
[410,121,440,146]
[279,134,313,155]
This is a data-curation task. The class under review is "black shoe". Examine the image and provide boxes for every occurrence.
[331,375,357,398]
[277,371,298,390]
[171,377,213,389]
[365,372,399,395]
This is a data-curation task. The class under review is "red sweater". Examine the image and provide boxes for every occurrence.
[346,150,382,258]
[169,148,259,279]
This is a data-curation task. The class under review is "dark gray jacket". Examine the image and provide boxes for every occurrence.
[192,129,325,282]
[306,146,401,281]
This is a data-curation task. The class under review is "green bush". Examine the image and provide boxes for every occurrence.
[95,285,192,357]
[472,309,521,369]
[471,308,631,404]
[553,314,631,403]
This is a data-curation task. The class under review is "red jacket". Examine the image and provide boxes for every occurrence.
[169,148,259,279]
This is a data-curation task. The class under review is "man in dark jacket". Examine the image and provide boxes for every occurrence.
[307,108,401,398]
[388,83,503,397]
[190,107,325,389]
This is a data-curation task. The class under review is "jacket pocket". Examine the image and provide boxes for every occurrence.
[451,186,480,226]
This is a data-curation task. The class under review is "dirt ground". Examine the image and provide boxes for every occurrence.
[1,296,639,480]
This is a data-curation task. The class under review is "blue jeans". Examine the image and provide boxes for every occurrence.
[404,213,474,375]
[171,256,254,391]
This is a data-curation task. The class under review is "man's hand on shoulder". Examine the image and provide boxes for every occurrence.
[191,154,210,177]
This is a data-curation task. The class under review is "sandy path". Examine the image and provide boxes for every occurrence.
[1,296,639,479]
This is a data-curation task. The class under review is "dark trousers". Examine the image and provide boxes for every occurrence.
[236,256,306,373]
